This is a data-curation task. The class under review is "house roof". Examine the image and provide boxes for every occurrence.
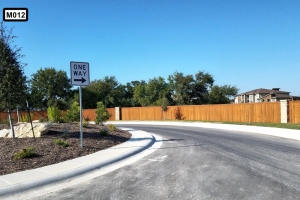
[237,88,290,96]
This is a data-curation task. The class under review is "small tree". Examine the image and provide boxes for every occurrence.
[65,101,80,122]
[0,22,28,138]
[95,101,111,125]
[161,97,169,120]
[47,106,61,123]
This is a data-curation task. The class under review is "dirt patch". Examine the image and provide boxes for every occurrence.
[0,123,131,176]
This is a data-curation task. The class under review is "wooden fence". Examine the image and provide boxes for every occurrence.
[0,108,115,122]
[0,111,48,122]
[1,101,300,124]
[121,102,281,123]
[289,101,300,124]
[82,108,115,121]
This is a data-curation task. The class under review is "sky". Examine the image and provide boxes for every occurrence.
[1,0,300,95]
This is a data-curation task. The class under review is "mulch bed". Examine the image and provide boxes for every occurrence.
[0,123,131,176]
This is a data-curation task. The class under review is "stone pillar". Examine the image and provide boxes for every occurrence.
[115,107,120,121]
[280,100,288,123]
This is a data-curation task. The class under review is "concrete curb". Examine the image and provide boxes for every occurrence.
[106,121,300,141]
[0,129,155,198]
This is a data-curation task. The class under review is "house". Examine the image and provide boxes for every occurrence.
[234,88,300,103]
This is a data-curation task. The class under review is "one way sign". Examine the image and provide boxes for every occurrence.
[70,61,90,86]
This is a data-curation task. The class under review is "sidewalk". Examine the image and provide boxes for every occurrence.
[108,121,300,141]
[0,128,155,198]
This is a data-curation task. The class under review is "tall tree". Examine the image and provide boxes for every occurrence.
[0,22,28,137]
[72,87,97,109]
[83,77,144,108]
[86,76,120,108]
[122,81,146,107]
[190,71,214,104]
[168,71,214,105]
[208,85,239,104]
[133,77,171,106]
[30,67,72,110]
[168,71,195,105]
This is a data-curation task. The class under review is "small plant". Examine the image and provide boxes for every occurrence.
[47,106,62,123]
[99,127,109,136]
[20,113,33,122]
[54,139,69,147]
[82,120,89,128]
[107,124,116,131]
[161,97,169,120]
[14,147,37,160]
[95,101,112,125]
[0,119,10,125]
[38,117,45,122]
[79,115,90,128]
[62,128,70,139]
[65,102,80,122]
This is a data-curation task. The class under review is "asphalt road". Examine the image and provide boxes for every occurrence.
[33,124,300,200]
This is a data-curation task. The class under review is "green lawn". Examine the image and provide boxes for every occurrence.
[174,120,300,130]
[220,122,300,130]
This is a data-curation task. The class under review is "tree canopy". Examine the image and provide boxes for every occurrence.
[208,85,239,104]
[133,77,171,106]
[0,22,28,111]
[168,71,215,105]
[30,67,72,110]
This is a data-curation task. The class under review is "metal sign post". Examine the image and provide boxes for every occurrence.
[70,61,90,148]
[79,86,83,147]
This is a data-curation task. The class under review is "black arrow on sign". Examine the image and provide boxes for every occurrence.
[74,77,86,83]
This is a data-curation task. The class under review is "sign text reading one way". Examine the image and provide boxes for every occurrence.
[73,64,87,76]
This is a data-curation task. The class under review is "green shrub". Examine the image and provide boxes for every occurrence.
[95,101,112,125]
[38,117,45,122]
[47,106,62,123]
[20,113,33,122]
[14,147,37,160]
[65,102,80,122]
[83,120,89,128]
[0,119,10,125]
[62,128,70,139]
[54,139,69,147]
[78,116,89,128]
[107,124,116,131]
[99,127,109,136]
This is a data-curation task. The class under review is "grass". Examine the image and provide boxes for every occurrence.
[220,122,300,130]
[107,124,116,131]
[99,128,109,136]
[82,120,89,128]
[176,120,300,130]
[54,139,69,147]
[14,147,38,160]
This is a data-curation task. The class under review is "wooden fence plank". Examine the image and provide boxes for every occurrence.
[289,101,300,124]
